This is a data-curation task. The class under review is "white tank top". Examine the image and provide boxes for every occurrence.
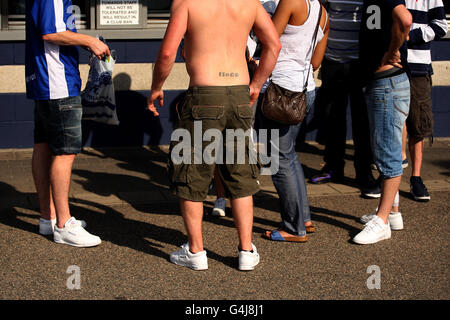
[271,0,326,92]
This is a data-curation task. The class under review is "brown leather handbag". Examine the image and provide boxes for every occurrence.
[261,5,322,125]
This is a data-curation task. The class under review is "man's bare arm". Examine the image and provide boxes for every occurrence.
[380,4,412,69]
[42,31,110,60]
[148,0,188,116]
[250,1,282,104]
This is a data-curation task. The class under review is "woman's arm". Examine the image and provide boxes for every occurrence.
[311,5,329,71]
[271,0,295,36]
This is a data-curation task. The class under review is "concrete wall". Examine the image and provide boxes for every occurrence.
[0,39,449,148]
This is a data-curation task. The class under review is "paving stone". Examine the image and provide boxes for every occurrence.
[118,191,168,205]
[71,192,124,206]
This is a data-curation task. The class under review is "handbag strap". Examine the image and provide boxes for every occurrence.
[303,3,323,91]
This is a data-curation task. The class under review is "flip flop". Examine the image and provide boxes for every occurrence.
[310,172,331,184]
[263,230,307,242]
[306,225,315,233]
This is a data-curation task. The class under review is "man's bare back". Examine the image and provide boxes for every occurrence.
[183,0,256,86]
[148,0,280,115]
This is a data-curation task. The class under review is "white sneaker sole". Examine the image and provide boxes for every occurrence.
[363,193,381,199]
[54,236,101,248]
[412,194,430,201]
[353,232,391,245]
[169,256,208,271]
[211,208,226,217]
[238,262,259,271]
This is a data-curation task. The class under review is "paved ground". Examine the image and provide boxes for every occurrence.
[0,140,449,300]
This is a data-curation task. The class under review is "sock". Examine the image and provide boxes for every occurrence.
[393,191,399,208]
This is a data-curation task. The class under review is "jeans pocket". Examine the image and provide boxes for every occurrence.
[393,95,410,127]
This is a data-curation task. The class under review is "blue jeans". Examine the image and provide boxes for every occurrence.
[34,96,83,155]
[261,90,315,236]
[364,72,410,178]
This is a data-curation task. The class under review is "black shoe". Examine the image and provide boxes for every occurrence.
[361,184,381,199]
[410,176,430,202]
[361,176,382,199]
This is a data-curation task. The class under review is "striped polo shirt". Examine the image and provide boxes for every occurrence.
[26,0,81,101]
[323,0,363,63]
[406,0,448,76]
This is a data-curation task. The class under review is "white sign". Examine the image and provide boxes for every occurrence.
[100,0,139,26]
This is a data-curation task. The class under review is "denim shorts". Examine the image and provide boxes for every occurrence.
[364,72,410,178]
[34,96,83,155]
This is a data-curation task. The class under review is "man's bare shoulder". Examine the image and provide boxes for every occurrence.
[180,0,261,11]
[170,0,189,11]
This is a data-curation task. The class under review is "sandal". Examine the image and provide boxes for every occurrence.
[263,230,307,242]
[310,172,332,184]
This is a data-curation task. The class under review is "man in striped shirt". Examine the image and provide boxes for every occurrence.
[311,0,379,199]
[405,0,448,202]
[26,0,109,246]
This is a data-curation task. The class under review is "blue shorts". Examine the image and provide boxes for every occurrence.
[364,72,410,178]
[34,96,83,155]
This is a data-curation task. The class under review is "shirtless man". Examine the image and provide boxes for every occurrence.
[147,0,281,271]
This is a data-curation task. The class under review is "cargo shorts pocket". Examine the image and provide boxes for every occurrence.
[168,160,190,186]
[418,97,433,137]
[192,105,224,120]
[237,104,253,119]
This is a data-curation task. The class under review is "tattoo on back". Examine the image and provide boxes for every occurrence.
[219,72,239,78]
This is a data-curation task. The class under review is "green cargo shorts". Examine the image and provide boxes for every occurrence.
[168,85,260,201]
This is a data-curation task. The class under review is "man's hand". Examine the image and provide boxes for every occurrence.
[88,37,111,60]
[147,89,164,117]
[380,49,402,69]
[249,84,261,106]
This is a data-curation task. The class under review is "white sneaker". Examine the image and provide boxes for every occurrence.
[39,218,87,235]
[170,243,208,271]
[360,209,404,230]
[238,243,260,271]
[353,216,391,245]
[53,217,101,247]
[212,198,226,217]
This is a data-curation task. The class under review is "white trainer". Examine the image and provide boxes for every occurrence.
[353,216,391,245]
[40,218,87,235]
[238,243,260,271]
[212,198,226,217]
[170,243,208,271]
[360,210,404,230]
[53,217,101,247]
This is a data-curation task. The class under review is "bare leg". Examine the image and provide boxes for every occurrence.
[376,176,402,223]
[409,137,423,177]
[179,198,204,253]
[230,196,254,251]
[32,143,56,220]
[50,154,76,228]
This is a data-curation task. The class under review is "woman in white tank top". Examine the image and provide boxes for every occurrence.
[261,0,329,242]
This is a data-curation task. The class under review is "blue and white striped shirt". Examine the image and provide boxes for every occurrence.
[406,0,448,76]
[323,0,363,63]
[26,0,81,100]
